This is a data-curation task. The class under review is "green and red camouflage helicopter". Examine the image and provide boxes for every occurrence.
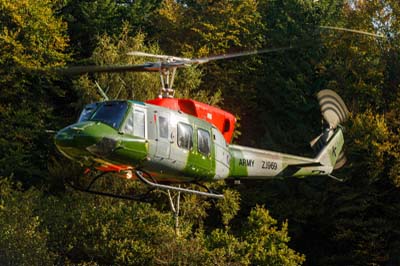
[54,48,350,202]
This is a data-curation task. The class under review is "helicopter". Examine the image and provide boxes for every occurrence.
[54,47,350,201]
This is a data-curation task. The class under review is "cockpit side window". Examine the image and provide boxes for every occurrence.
[90,101,128,129]
[123,111,134,134]
[122,108,146,138]
[133,109,145,138]
[177,122,193,150]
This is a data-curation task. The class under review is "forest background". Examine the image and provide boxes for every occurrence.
[1,0,400,265]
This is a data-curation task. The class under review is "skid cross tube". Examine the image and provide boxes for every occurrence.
[135,170,224,199]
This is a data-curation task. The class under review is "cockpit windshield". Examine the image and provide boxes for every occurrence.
[78,103,100,122]
[90,101,128,129]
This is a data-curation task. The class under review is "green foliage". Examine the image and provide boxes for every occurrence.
[0,172,305,266]
[187,0,263,54]
[0,0,69,184]
[73,24,217,107]
[215,188,241,226]
[41,194,175,265]
[204,205,305,265]
[206,229,246,265]
[246,0,331,151]
[0,178,54,266]
[346,111,392,181]
[244,206,305,266]
[0,183,299,266]
[0,0,68,69]
[73,26,161,106]
[154,0,265,138]
[60,0,162,58]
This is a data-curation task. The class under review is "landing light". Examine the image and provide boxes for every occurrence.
[122,170,133,179]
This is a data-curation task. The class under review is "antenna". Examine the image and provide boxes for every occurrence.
[94,81,109,101]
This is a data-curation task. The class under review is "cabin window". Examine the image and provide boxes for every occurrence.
[158,116,169,138]
[177,123,193,150]
[197,128,211,156]
[91,101,128,129]
[133,109,145,138]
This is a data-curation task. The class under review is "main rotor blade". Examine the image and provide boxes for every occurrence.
[54,47,293,75]
[186,46,294,65]
[127,51,170,59]
[49,25,384,76]
[55,62,162,75]
[127,51,190,62]
[319,26,386,38]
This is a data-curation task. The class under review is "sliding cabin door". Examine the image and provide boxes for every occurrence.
[155,111,171,159]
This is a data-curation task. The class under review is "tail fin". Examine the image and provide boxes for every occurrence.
[313,90,349,170]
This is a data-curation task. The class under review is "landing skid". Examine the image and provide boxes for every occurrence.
[64,171,155,201]
[135,170,224,199]
[64,169,224,202]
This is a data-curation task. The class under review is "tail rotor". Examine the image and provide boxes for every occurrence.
[317,89,349,129]
[314,90,349,171]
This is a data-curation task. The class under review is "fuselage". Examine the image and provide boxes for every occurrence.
[55,100,232,182]
[55,100,340,183]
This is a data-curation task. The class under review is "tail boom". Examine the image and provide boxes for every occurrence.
[227,127,344,180]
[226,89,348,181]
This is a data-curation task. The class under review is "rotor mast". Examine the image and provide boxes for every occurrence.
[159,66,177,98]
[127,51,191,98]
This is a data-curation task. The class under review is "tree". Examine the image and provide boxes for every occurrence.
[60,0,162,58]
[0,178,54,266]
[155,0,264,140]
[72,23,218,109]
[0,0,69,185]
[224,2,400,265]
